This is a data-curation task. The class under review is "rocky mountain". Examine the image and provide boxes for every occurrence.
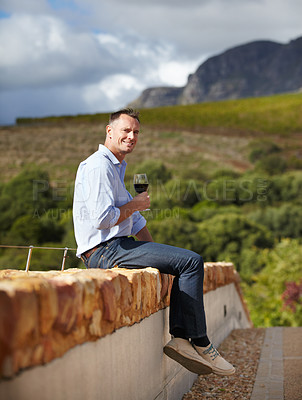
[129,36,302,108]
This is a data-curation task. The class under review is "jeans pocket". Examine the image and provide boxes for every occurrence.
[96,253,111,269]
[87,247,104,269]
[87,240,119,269]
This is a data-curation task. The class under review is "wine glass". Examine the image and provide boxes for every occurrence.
[133,173,150,210]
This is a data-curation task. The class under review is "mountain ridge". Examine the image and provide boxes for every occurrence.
[129,36,302,108]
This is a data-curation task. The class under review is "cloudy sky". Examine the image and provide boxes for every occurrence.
[0,0,301,125]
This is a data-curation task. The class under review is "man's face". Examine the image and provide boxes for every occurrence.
[106,114,140,161]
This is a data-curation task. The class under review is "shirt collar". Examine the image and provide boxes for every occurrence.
[98,144,127,167]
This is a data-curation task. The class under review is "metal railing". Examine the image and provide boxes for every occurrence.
[0,245,77,272]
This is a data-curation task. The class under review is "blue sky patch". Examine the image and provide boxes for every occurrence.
[0,11,11,19]
[47,0,87,13]
[48,0,74,10]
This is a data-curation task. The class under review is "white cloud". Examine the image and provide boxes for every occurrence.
[71,0,302,57]
[156,58,207,87]
[83,74,145,111]
[0,14,67,68]
[0,14,123,89]
[0,0,301,124]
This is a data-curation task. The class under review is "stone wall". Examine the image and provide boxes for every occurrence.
[0,262,250,380]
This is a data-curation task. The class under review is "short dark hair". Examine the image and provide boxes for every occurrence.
[109,108,140,124]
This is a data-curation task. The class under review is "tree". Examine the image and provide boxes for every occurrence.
[0,167,55,232]
[248,204,302,239]
[152,179,203,209]
[196,213,274,268]
[148,218,201,252]
[243,239,302,327]
[248,139,281,163]
[133,160,172,185]
[256,154,287,175]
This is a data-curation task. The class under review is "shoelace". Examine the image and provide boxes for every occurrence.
[203,344,220,360]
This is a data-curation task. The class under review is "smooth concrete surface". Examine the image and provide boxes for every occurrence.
[0,283,250,400]
[204,283,250,347]
[283,327,302,400]
[251,327,302,400]
[251,327,284,400]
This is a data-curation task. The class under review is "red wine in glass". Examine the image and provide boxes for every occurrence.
[133,174,150,210]
[134,183,149,193]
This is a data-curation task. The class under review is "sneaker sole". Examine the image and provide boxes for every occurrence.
[212,366,236,376]
[163,345,212,375]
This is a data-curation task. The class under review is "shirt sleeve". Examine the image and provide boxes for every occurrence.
[83,163,120,230]
[131,211,146,236]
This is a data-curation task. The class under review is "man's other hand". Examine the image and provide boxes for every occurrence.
[131,191,150,211]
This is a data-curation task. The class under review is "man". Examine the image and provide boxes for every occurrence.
[73,108,235,376]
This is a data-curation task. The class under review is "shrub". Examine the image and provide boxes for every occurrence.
[190,202,239,222]
[282,280,302,313]
[267,171,302,203]
[133,160,172,185]
[148,218,201,252]
[6,212,64,246]
[248,139,281,163]
[203,176,271,205]
[196,213,274,268]
[152,179,203,209]
[243,239,302,327]
[248,204,302,239]
[0,167,55,232]
[256,154,287,175]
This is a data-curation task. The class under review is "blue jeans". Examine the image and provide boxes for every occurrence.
[82,236,207,339]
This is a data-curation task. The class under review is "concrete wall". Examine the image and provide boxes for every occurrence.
[0,264,251,400]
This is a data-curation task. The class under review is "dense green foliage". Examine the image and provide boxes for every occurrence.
[242,239,302,327]
[2,93,302,327]
[0,168,77,270]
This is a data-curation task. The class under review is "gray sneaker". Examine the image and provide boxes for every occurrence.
[164,337,212,375]
[193,343,235,376]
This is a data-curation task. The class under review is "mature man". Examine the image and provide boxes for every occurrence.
[73,108,235,376]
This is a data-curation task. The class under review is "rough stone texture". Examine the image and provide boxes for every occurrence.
[130,86,183,109]
[0,262,249,379]
[129,37,302,108]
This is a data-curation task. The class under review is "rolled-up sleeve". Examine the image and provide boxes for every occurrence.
[131,211,146,236]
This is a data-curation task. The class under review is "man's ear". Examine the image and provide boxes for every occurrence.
[106,124,112,138]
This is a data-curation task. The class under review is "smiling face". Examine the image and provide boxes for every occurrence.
[105,114,140,162]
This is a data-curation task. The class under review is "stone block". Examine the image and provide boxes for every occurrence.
[50,277,83,333]
[0,280,39,350]
[0,261,244,378]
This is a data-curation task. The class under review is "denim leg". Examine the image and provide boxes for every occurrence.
[85,236,207,338]
[169,277,186,335]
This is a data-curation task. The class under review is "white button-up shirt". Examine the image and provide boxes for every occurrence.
[73,145,146,257]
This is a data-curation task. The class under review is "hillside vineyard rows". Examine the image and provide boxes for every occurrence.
[0,93,302,327]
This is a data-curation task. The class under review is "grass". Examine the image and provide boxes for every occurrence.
[140,93,302,134]
[16,93,302,135]
[1,93,301,185]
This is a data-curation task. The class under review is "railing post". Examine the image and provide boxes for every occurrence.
[0,244,76,272]
[25,245,34,272]
[61,247,68,271]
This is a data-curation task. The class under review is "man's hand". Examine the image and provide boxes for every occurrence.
[130,191,150,211]
[115,192,150,226]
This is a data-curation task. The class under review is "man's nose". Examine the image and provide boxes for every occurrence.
[128,131,135,139]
